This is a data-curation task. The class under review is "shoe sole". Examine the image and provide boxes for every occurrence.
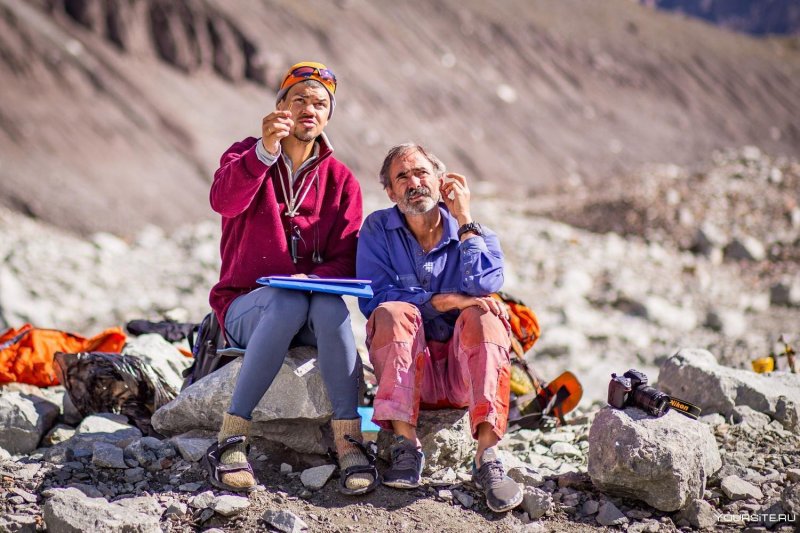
[382,479,421,489]
[486,491,523,513]
[475,478,524,513]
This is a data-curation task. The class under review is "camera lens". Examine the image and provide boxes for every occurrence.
[631,386,670,417]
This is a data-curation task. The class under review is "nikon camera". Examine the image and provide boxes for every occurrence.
[607,369,670,417]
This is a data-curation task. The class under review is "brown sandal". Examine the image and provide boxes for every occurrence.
[204,435,258,493]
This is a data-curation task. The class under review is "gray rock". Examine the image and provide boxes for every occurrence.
[732,406,771,429]
[211,494,250,516]
[0,514,37,533]
[550,442,582,458]
[163,500,188,518]
[42,487,160,533]
[724,236,766,262]
[42,424,76,447]
[782,483,800,515]
[189,490,215,509]
[75,414,142,445]
[453,489,474,508]
[429,467,457,486]
[177,481,203,492]
[113,496,162,517]
[581,499,599,515]
[678,498,717,529]
[300,464,336,490]
[122,334,192,392]
[170,434,215,462]
[280,463,293,474]
[721,475,763,501]
[588,407,721,512]
[770,281,800,307]
[124,467,146,483]
[65,483,104,498]
[658,349,800,432]
[691,224,725,257]
[377,409,472,473]
[0,446,11,462]
[124,439,159,471]
[263,509,308,533]
[704,309,746,337]
[596,501,628,527]
[152,347,334,454]
[508,465,545,488]
[91,442,128,469]
[0,392,60,454]
[787,469,800,483]
[521,487,552,519]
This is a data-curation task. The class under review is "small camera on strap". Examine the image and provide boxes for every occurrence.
[607,369,701,420]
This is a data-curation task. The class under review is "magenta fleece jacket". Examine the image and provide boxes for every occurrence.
[209,135,363,327]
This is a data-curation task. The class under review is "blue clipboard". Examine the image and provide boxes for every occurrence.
[256,276,374,298]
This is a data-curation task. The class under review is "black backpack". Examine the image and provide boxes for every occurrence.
[181,312,244,391]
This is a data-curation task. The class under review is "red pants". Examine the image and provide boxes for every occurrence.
[366,302,512,439]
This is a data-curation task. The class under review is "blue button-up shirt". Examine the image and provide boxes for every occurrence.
[357,204,504,342]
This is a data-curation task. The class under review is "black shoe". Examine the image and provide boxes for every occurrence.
[472,447,523,513]
[382,435,425,489]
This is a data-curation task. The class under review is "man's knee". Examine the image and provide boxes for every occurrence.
[457,306,509,347]
[368,302,421,344]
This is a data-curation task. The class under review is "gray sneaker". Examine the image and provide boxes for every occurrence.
[382,435,425,489]
[472,447,523,513]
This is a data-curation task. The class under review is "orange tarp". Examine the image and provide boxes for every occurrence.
[0,324,126,387]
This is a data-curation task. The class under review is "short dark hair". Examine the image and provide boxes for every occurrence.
[378,143,446,189]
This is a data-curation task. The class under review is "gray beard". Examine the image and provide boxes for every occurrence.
[397,193,439,215]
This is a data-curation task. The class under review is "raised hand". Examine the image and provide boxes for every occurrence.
[261,110,294,155]
[440,172,472,224]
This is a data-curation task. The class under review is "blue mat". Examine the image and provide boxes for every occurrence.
[357,407,381,432]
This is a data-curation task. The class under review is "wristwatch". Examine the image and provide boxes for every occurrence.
[457,221,483,239]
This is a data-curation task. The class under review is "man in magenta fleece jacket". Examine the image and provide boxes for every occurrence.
[204,62,376,496]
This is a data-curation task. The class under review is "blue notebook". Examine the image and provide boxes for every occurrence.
[256,276,374,298]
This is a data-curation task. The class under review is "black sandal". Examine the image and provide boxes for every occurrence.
[204,435,258,493]
[336,435,380,496]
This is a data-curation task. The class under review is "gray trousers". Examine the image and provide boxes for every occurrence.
[224,286,360,421]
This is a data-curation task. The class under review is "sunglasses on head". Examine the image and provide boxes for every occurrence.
[283,66,337,94]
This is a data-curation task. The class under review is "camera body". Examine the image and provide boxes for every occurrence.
[607,369,670,417]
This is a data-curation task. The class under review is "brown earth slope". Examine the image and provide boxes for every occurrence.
[1,0,799,236]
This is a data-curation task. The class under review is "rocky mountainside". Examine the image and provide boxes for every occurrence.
[642,0,800,35]
[1,0,799,236]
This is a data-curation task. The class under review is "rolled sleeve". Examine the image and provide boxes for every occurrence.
[459,231,504,295]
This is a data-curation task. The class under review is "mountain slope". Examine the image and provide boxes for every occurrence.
[1,0,799,236]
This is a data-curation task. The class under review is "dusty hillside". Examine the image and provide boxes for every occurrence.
[1,0,799,236]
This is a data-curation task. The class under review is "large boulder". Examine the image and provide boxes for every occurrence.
[376,409,473,474]
[588,407,721,512]
[658,348,800,432]
[42,487,160,533]
[151,347,333,454]
[0,392,60,454]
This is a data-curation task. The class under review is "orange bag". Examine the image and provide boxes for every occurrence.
[0,324,126,387]
[492,291,541,357]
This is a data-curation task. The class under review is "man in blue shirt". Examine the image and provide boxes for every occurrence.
[357,143,522,513]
